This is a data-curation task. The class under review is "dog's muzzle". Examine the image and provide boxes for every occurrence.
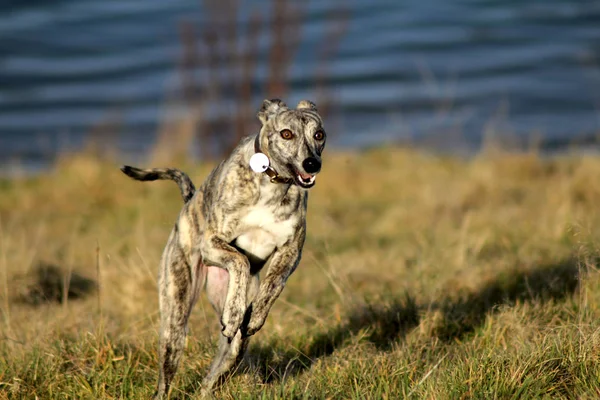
[294,171,316,188]
[287,157,318,188]
[286,166,314,190]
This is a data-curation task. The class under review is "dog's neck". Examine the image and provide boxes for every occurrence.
[253,134,293,185]
[233,136,300,207]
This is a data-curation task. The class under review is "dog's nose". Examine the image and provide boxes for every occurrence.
[302,157,321,174]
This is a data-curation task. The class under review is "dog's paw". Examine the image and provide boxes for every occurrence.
[221,307,244,339]
[244,313,266,337]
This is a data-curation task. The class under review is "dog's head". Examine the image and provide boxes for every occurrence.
[257,99,326,189]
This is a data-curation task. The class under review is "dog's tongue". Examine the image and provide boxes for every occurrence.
[298,170,313,180]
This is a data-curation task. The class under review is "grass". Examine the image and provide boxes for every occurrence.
[2,146,600,399]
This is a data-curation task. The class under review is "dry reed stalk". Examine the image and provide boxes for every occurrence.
[171,0,344,161]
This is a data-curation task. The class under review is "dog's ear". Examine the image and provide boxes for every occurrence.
[296,100,317,111]
[257,99,287,124]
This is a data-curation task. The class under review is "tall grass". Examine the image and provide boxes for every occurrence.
[1,146,600,398]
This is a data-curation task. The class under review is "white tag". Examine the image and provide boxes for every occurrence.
[249,152,269,173]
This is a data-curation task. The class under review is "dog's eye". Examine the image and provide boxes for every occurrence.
[280,129,294,140]
[314,131,325,141]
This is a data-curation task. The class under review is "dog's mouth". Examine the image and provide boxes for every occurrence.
[289,166,316,189]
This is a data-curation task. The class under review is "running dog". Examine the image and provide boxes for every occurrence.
[121,99,326,398]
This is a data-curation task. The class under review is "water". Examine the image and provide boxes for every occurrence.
[1,0,599,172]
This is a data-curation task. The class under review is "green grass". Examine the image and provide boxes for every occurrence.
[2,147,600,399]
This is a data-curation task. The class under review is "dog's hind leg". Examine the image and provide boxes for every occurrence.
[201,268,260,394]
[200,331,249,396]
[154,240,205,399]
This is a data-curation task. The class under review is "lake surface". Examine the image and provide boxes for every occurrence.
[1,0,600,172]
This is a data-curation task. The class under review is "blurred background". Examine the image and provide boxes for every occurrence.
[1,0,599,174]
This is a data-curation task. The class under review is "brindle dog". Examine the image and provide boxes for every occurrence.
[121,99,326,398]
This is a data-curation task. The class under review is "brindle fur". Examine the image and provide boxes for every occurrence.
[121,99,326,398]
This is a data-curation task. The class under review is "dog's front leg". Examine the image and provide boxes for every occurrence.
[202,233,250,339]
[243,243,302,337]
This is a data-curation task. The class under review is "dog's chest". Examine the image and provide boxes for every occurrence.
[235,203,298,261]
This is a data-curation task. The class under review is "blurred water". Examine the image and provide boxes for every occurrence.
[1,0,599,172]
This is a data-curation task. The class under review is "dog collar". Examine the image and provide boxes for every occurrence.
[253,134,293,184]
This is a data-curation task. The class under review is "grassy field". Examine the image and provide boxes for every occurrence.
[1,147,600,399]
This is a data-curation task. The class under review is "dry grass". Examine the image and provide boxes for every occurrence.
[2,146,600,399]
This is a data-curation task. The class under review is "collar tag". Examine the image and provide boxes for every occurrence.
[249,152,269,173]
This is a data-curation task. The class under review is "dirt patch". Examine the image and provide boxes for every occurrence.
[15,262,97,306]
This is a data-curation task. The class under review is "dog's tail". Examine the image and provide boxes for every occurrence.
[120,165,196,203]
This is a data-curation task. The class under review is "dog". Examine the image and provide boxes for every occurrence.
[121,99,326,398]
